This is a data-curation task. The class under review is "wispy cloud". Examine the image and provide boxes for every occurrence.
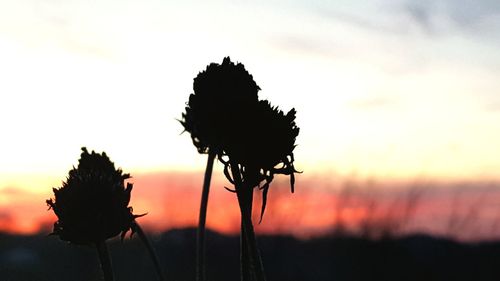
[400,0,500,39]
[439,0,500,27]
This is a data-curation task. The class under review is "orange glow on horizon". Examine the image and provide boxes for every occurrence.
[2,171,500,241]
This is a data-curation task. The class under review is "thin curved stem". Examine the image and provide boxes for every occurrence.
[133,221,166,281]
[230,161,266,281]
[197,151,216,281]
[96,240,114,281]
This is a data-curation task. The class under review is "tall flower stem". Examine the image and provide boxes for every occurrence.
[96,240,114,281]
[196,151,216,281]
[240,206,251,281]
[230,161,266,281]
[133,221,166,281]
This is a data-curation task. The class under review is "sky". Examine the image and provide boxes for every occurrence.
[1,0,500,239]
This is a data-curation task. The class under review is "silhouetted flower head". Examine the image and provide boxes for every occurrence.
[228,100,299,174]
[181,57,260,155]
[222,100,300,220]
[181,57,300,221]
[46,147,142,245]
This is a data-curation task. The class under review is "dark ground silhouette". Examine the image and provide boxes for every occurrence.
[1,228,500,281]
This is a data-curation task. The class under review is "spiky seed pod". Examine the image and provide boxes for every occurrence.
[181,57,260,155]
[46,147,142,245]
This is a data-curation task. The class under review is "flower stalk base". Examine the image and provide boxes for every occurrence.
[96,240,114,281]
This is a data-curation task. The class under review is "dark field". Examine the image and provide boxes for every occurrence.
[1,228,500,281]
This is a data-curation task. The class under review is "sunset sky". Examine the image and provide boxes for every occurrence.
[1,0,500,240]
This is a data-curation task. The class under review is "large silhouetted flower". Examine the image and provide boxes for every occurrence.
[180,57,300,281]
[46,147,142,244]
[180,57,261,281]
[181,57,260,155]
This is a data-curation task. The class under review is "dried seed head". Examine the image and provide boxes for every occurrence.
[181,57,260,155]
[227,100,299,175]
[223,100,300,220]
[181,58,300,222]
[46,147,142,244]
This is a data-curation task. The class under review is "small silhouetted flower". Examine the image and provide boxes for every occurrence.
[46,147,142,244]
[181,57,260,155]
[223,100,300,220]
